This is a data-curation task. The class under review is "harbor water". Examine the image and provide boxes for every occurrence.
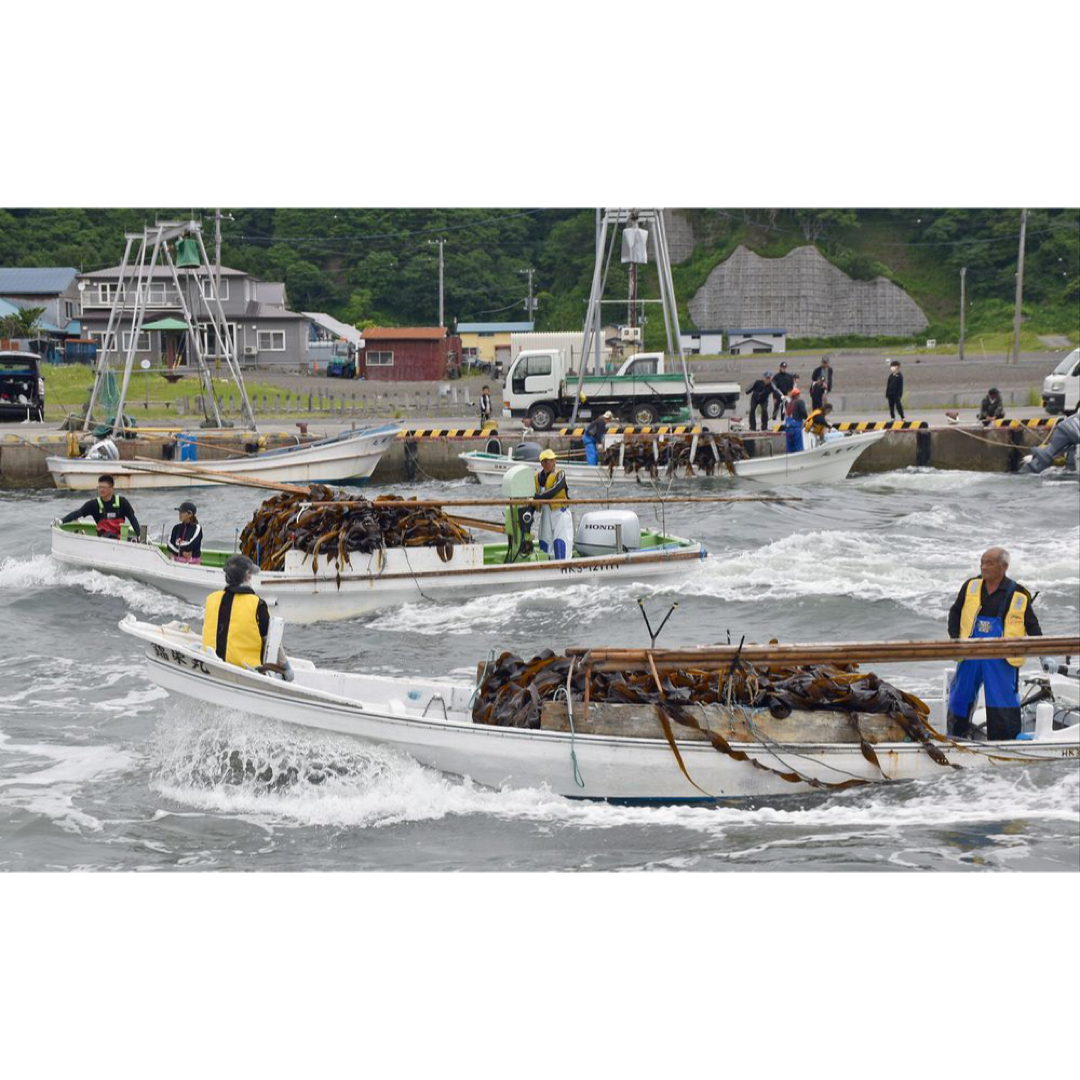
[1,468,1078,871]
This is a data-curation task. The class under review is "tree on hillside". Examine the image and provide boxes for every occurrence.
[796,209,859,243]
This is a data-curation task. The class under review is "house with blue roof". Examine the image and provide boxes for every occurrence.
[456,321,534,368]
[0,268,81,336]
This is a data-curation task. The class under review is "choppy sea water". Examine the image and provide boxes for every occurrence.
[1,468,1077,871]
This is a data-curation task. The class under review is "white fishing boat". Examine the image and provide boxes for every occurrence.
[52,515,706,622]
[119,616,1080,802]
[460,429,887,488]
[46,424,400,491]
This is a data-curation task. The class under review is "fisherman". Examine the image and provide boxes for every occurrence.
[784,387,807,452]
[771,361,795,420]
[885,361,905,420]
[804,402,834,442]
[479,385,493,426]
[534,449,573,560]
[811,355,833,394]
[810,372,828,413]
[168,501,203,563]
[745,371,782,432]
[946,547,1042,740]
[582,410,615,466]
[977,387,1005,426]
[202,554,293,680]
[58,474,141,540]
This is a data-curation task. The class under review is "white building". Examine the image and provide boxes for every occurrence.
[727,328,787,355]
[679,329,724,355]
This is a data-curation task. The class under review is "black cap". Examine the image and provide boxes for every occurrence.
[989,387,1000,395]
[176,501,197,513]
[779,361,788,368]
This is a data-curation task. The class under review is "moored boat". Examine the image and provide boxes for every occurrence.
[46,423,400,491]
[460,429,887,487]
[119,617,1080,802]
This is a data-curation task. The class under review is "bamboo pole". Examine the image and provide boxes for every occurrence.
[127,459,312,494]
[566,636,1080,666]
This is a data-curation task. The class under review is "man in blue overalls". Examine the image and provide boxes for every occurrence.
[946,547,1042,740]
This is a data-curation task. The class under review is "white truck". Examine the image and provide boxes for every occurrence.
[502,350,741,430]
[1042,348,1080,415]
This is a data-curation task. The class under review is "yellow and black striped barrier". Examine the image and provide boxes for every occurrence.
[556,424,704,437]
[397,427,499,439]
[771,420,929,433]
[992,417,1060,429]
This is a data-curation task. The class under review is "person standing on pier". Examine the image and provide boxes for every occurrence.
[811,356,833,394]
[479,385,493,426]
[946,546,1042,741]
[772,362,794,420]
[885,361,905,419]
[745,371,782,431]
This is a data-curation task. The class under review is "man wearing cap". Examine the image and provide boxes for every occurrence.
[772,362,794,420]
[811,356,833,393]
[744,371,782,432]
[784,387,808,451]
[58,474,141,541]
[169,501,202,563]
[202,553,293,680]
[582,410,615,466]
[534,450,573,560]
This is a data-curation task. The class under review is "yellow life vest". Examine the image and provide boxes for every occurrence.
[805,409,827,435]
[202,589,265,668]
[957,577,1029,667]
[535,468,569,506]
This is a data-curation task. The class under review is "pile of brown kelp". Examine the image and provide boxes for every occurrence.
[472,650,947,790]
[600,433,747,478]
[239,486,471,574]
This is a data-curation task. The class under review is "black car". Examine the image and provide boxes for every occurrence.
[0,351,46,422]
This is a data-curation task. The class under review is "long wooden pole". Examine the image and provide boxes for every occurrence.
[121,460,798,505]
[566,636,1079,666]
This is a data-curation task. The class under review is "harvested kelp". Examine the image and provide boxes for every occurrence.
[600,433,748,479]
[238,486,472,574]
[472,650,946,790]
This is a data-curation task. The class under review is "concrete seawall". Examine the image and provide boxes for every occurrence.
[0,424,1049,488]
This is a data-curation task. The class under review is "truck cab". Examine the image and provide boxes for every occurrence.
[0,351,46,422]
[1043,348,1079,415]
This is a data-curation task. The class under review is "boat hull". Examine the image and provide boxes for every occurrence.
[121,618,1080,801]
[46,424,400,490]
[460,430,887,488]
[54,525,706,622]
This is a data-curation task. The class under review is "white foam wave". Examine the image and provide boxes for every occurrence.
[0,554,199,617]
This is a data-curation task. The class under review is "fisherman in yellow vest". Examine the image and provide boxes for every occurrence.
[534,449,573,560]
[946,547,1041,740]
[202,554,293,680]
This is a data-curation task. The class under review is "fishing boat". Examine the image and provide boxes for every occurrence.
[52,516,706,622]
[46,424,400,491]
[119,617,1080,802]
[460,429,887,488]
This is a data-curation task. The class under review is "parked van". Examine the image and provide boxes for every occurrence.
[1042,348,1080,415]
[0,351,46,422]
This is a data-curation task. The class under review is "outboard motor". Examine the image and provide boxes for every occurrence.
[575,511,641,556]
[512,441,543,462]
[500,464,537,562]
[1022,413,1080,474]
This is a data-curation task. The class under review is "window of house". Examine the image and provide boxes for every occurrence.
[88,331,117,352]
[142,283,168,306]
[257,330,286,351]
[366,351,394,366]
[65,301,75,319]
[122,330,153,352]
[97,284,112,304]
[201,323,237,356]
[200,277,230,301]
[463,347,480,360]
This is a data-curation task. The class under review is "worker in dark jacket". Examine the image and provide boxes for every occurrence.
[811,356,833,393]
[885,361,905,419]
[168,501,203,563]
[771,362,794,420]
[977,388,1005,426]
[745,372,782,431]
[810,374,828,412]
[58,474,140,540]
[946,547,1042,741]
[582,410,614,465]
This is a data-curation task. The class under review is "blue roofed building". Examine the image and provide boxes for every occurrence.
[0,268,81,335]
[456,321,534,368]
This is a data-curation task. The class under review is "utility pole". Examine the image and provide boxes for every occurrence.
[429,238,445,328]
[959,266,967,360]
[214,208,222,299]
[593,208,603,375]
[519,267,536,325]
[1011,209,1028,365]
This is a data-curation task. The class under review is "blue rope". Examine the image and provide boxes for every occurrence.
[556,661,586,788]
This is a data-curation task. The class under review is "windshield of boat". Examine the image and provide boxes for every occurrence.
[1053,348,1079,375]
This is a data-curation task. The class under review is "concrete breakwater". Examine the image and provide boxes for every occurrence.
[0,423,1053,488]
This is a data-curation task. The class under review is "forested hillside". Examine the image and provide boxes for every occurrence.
[1,207,1076,346]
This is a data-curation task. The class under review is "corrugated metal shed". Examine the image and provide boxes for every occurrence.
[0,267,79,294]
[364,326,446,341]
[456,321,534,334]
[303,312,365,347]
